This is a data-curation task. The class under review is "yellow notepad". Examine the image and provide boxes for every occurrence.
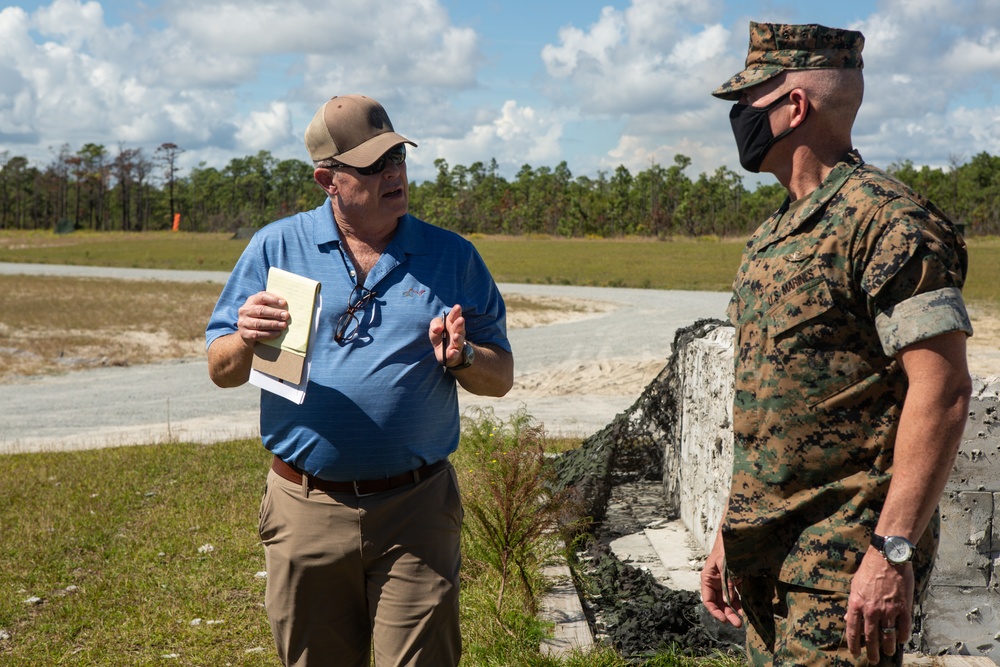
[251,267,321,384]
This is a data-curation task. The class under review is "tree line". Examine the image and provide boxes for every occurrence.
[2,144,999,237]
[0,144,320,234]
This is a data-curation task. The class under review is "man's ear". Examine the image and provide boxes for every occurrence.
[314,168,336,194]
[788,88,810,128]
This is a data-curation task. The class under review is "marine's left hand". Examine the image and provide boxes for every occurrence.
[431,304,467,367]
[844,549,914,663]
[700,533,742,627]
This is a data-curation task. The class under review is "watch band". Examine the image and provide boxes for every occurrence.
[449,341,474,370]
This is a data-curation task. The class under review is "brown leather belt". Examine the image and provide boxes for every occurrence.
[270,456,448,497]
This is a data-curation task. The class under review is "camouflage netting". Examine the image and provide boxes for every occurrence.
[554,318,730,522]
[584,542,742,658]
[553,319,742,658]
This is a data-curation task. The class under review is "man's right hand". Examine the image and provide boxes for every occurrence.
[700,531,743,627]
[236,291,288,347]
[207,292,288,388]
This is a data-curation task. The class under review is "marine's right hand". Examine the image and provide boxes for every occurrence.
[236,291,288,346]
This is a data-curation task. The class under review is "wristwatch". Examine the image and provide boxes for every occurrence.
[871,534,915,565]
[449,342,475,370]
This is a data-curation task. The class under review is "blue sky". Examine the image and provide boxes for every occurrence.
[3,0,1000,187]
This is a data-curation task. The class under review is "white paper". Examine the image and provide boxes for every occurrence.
[249,368,307,404]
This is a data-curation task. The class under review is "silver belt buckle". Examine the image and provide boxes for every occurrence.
[352,480,377,498]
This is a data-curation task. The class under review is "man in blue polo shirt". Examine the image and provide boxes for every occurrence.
[206,94,513,667]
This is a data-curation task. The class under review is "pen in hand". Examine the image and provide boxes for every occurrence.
[440,309,449,368]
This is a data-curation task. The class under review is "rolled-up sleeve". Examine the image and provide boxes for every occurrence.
[875,287,973,356]
[860,198,972,357]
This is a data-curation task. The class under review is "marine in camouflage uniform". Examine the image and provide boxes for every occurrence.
[699,22,974,667]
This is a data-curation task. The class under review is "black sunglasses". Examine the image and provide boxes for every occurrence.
[335,145,407,176]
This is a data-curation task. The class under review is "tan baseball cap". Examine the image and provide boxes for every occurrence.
[304,95,416,166]
[712,22,864,100]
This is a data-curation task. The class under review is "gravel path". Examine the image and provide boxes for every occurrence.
[0,263,730,452]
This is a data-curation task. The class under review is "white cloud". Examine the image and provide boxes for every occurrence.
[419,100,563,174]
[858,104,1000,171]
[0,0,483,174]
[943,28,1000,73]
[167,0,327,55]
[608,130,744,182]
[235,101,292,152]
[494,101,563,163]
[836,2,1000,180]
[604,105,734,177]
[532,0,740,179]
[0,9,40,140]
[535,0,1000,181]
[165,0,481,91]
[3,0,1000,191]
[33,0,109,50]
[0,0,249,161]
[541,7,625,79]
[540,0,733,115]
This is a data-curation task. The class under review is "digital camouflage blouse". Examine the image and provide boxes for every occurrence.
[723,150,972,592]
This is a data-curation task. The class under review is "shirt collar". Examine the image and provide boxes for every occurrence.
[311,199,340,247]
[310,199,431,260]
[388,214,430,256]
[763,150,865,247]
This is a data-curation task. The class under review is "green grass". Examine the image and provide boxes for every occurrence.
[0,422,736,666]
[0,230,243,272]
[2,230,995,310]
[471,236,745,292]
[0,440,276,665]
[962,235,1000,308]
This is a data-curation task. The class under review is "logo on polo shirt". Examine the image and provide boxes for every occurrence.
[402,287,426,298]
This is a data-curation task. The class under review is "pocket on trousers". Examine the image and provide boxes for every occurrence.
[446,464,464,528]
[258,474,276,543]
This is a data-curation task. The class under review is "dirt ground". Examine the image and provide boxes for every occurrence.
[502,296,1000,400]
[965,304,1000,379]
[3,292,998,391]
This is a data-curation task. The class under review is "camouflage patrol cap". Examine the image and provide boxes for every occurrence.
[712,21,864,100]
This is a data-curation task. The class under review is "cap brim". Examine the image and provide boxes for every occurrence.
[335,133,417,167]
[711,65,784,100]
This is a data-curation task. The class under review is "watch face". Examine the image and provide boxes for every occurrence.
[884,536,914,564]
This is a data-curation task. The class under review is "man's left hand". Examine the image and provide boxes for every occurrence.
[844,549,914,663]
[432,304,467,368]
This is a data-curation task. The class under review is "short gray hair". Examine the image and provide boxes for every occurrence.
[785,68,864,123]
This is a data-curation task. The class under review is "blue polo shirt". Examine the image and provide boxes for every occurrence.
[206,201,510,481]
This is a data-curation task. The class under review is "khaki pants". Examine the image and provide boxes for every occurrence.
[258,463,462,667]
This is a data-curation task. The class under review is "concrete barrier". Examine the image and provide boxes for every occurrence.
[666,321,1000,661]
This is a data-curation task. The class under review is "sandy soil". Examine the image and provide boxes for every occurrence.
[503,296,1000,402]
[966,304,1000,380]
[11,293,996,398]
[503,295,667,398]
[5,290,996,402]
[504,294,617,329]
[2,287,998,452]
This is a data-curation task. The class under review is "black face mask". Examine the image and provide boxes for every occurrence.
[729,91,798,173]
